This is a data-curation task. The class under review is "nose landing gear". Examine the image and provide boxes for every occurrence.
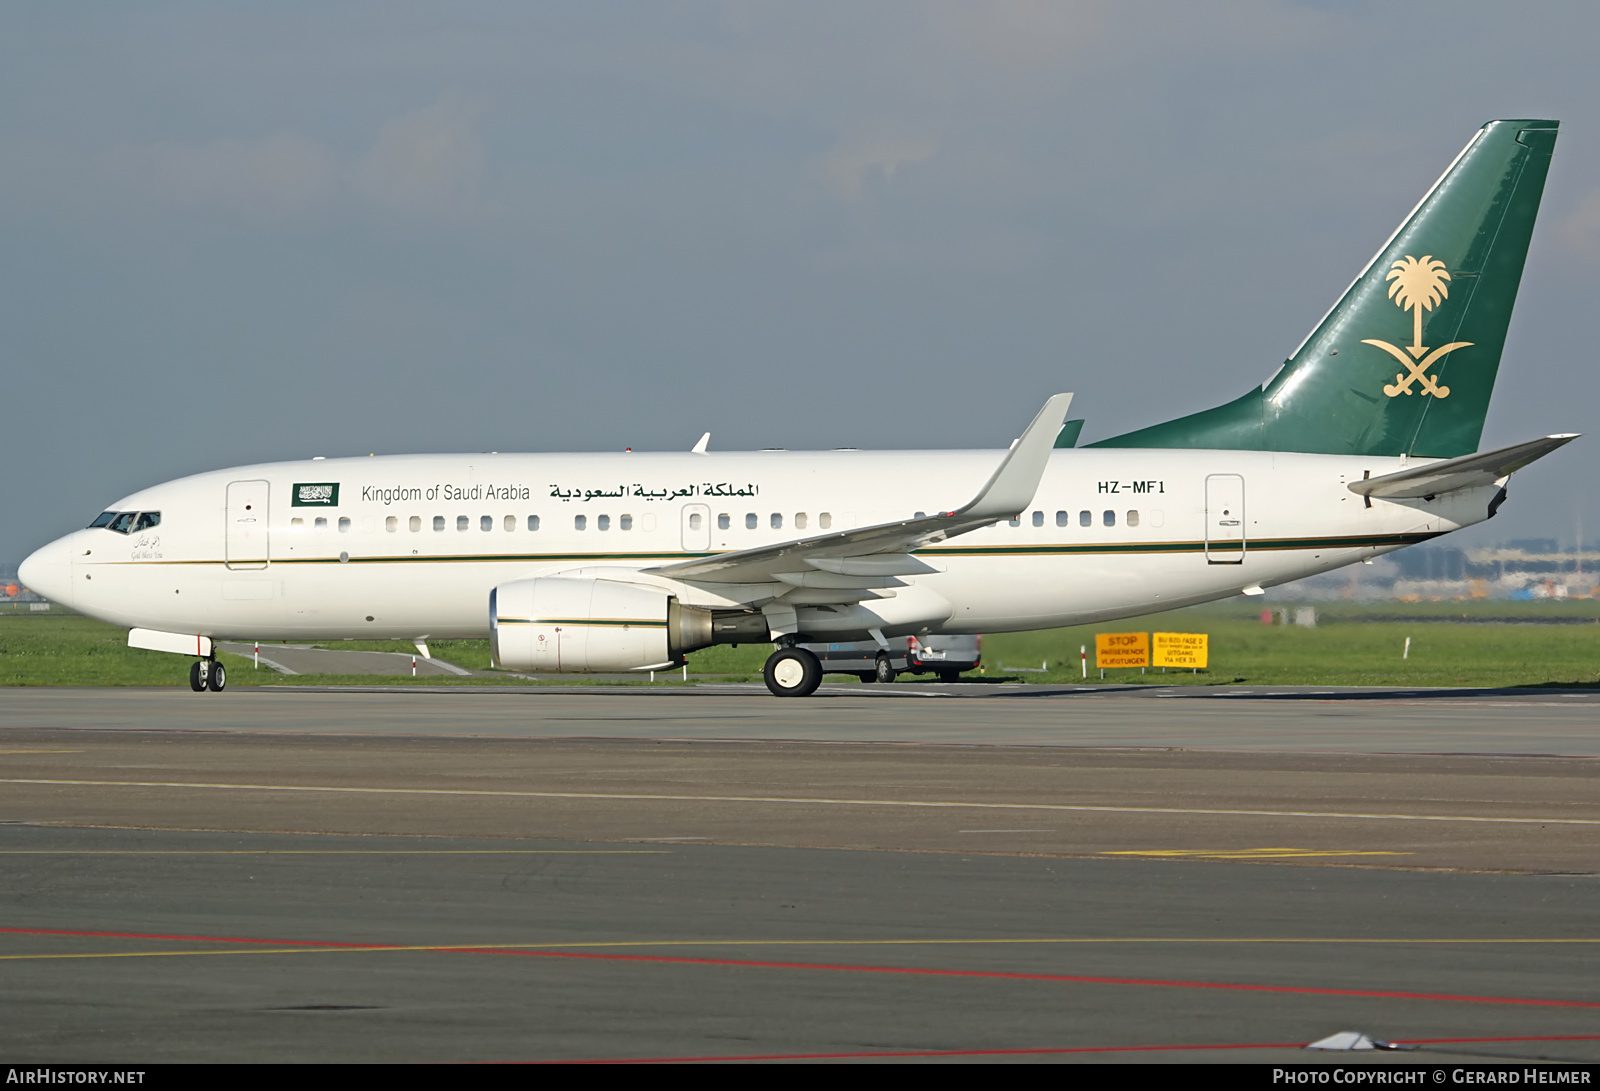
[189,658,226,693]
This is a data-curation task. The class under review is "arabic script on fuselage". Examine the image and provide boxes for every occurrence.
[547,482,760,503]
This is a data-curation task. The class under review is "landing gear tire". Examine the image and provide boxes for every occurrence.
[764,647,822,698]
[873,654,895,684]
[206,661,227,692]
[189,661,206,692]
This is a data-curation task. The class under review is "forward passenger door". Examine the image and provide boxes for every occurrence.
[225,480,271,570]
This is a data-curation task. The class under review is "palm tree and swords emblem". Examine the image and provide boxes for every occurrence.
[1361,255,1471,399]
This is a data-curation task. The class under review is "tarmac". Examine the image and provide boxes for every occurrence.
[2,683,1597,1064]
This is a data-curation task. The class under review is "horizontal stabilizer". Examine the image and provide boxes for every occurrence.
[1349,434,1578,500]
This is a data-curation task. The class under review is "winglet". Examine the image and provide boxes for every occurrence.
[691,432,711,455]
[958,393,1073,520]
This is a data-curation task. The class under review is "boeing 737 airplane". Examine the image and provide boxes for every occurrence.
[20,119,1576,697]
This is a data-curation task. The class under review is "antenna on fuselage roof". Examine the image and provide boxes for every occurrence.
[691,432,710,454]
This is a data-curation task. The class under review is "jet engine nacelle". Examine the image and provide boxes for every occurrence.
[490,576,768,673]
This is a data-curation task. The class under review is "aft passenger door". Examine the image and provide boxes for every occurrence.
[226,479,271,570]
[1204,474,1245,564]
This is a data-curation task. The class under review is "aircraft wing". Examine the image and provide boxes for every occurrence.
[1348,434,1579,500]
[644,394,1073,588]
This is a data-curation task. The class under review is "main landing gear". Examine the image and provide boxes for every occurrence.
[189,658,226,693]
[763,645,822,698]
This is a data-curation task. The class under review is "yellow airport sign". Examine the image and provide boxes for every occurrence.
[1153,632,1208,668]
[1095,632,1149,669]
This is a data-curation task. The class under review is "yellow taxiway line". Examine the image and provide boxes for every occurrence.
[4,936,1600,963]
[1,777,1595,826]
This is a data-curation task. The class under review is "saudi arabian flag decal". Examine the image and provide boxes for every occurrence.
[292,482,340,506]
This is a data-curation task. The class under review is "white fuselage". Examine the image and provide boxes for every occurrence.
[23,447,1489,644]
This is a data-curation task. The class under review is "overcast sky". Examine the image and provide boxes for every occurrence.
[6,1,1599,567]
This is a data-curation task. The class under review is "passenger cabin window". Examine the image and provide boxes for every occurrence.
[338,517,351,533]
[504,515,516,532]
[1008,516,1020,528]
[1056,511,1068,527]
[1079,510,1091,527]
[315,517,328,531]
[410,516,421,532]
[1126,510,1140,527]
[386,516,397,532]
[745,513,758,530]
[620,514,633,531]
[1103,510,1115,527]
[480,515,493,532]
[795,513,808,530]
[771,513,783,530]
[574,515,587,531]
[527,515,540,531]
[1032,511,1044,527]
[819,513,832,529]
[717,513,730,531]
[457,515,469,532]
[598,514,611,531]
[433,516,445,532]
[291,517,303,529]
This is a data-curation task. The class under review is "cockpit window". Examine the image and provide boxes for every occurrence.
[91,511,159,534]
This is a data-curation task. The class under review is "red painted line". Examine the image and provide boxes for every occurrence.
[524,1034,1600,1064]
[468,947,1600,1010]
[9,927,1600,1012]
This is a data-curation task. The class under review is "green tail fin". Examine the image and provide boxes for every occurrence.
[1091,119,1557,457]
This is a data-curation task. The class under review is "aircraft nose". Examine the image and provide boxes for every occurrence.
[19,536,74,608]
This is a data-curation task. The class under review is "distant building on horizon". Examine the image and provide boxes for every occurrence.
[1270,541,1599,602]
